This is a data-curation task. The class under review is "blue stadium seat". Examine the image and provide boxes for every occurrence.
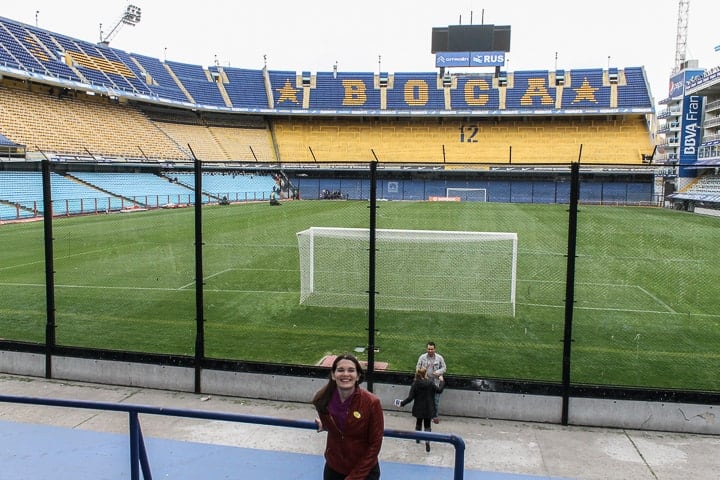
[507,70,558,109]
[166,60,226,107]
[303,71,381,111]
[170,172,276,201]
[130,53,190,103]
[562,68,611,107]
[386,73,444,110]
[0,17,654,114]
[213,66,268,109]
[451,74,500,110]
[0,171,127,216]
[617,67,652,109]
[71,172,195,207]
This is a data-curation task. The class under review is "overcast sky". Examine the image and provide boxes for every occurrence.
[3,0,719,107]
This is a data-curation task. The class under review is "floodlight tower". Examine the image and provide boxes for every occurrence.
[672,0,689,74]
[99,4,142,46]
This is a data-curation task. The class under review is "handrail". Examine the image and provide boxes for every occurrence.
[0,394,466,480]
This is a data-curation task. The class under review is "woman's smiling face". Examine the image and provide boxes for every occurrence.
[332,358,359,390]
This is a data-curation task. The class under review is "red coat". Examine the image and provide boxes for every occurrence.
[318,387,384,479]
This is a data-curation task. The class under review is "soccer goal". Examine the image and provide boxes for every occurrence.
[297,227,517,316]
[446,188,487,202]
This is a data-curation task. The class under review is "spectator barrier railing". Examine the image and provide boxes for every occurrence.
[0,394,466,480]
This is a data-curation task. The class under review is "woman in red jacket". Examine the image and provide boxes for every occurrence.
[313,353,384,480]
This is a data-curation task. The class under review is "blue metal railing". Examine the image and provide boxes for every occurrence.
[0,394,466,480]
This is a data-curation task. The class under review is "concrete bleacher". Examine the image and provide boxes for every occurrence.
[0,69,652,165]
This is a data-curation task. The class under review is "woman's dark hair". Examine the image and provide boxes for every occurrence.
[311,353,364,413]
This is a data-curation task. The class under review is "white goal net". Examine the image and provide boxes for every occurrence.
[446,188,487,202]
[297,227,517,315]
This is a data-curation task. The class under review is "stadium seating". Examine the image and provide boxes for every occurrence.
[214,66,269,109]
[617,67,652,109]
[451,73,500,109]
[207,126,276,162]
[0,171,128,218]
[386,72,445,110]
[271,115,650,164]
[0,79,185,159]
[130,53,190,103]
[299,71,382,110]
[70,172,196,207]
[671,174,720,202]
[165,60,227,107]
[170,172,277,201]
[0,20,51,75]
[0,15,655,165]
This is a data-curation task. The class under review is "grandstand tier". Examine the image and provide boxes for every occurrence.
[0,14,653,166]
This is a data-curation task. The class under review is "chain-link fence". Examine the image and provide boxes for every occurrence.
[1,161,718,395]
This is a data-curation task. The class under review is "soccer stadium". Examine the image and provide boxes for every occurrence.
[1,2,720,478]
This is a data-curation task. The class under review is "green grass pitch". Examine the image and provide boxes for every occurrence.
[1,200,718,391]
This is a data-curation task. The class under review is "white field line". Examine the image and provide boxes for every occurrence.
[0,282,298,295]
[521,279,680,314]
[177,268,232,290]
[0,277,712,317]
[634,285,677,314]
[0,248,111,271]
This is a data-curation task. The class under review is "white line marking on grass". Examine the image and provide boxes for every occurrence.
[178,268,232,290]
[519,302,709,317]
[635,285,677,314]
[0,260,44,271]
[0,282,298,295]
[0,248,115,271]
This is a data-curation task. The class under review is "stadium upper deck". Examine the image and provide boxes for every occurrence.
[0,16,653,117]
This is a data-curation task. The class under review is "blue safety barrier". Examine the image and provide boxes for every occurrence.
[0,394,466,480]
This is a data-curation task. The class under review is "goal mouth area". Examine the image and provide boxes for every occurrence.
[296,227,517,316]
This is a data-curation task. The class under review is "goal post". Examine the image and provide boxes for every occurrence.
[446,188,487,202]
[297,227,517,316]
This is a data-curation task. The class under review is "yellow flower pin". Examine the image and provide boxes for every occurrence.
[353,411,361,419]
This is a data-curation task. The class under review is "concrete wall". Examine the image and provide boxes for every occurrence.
[1,351,718,435]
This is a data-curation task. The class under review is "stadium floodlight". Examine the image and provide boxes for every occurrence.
[99,4,142,45]
[297,227,517,316]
